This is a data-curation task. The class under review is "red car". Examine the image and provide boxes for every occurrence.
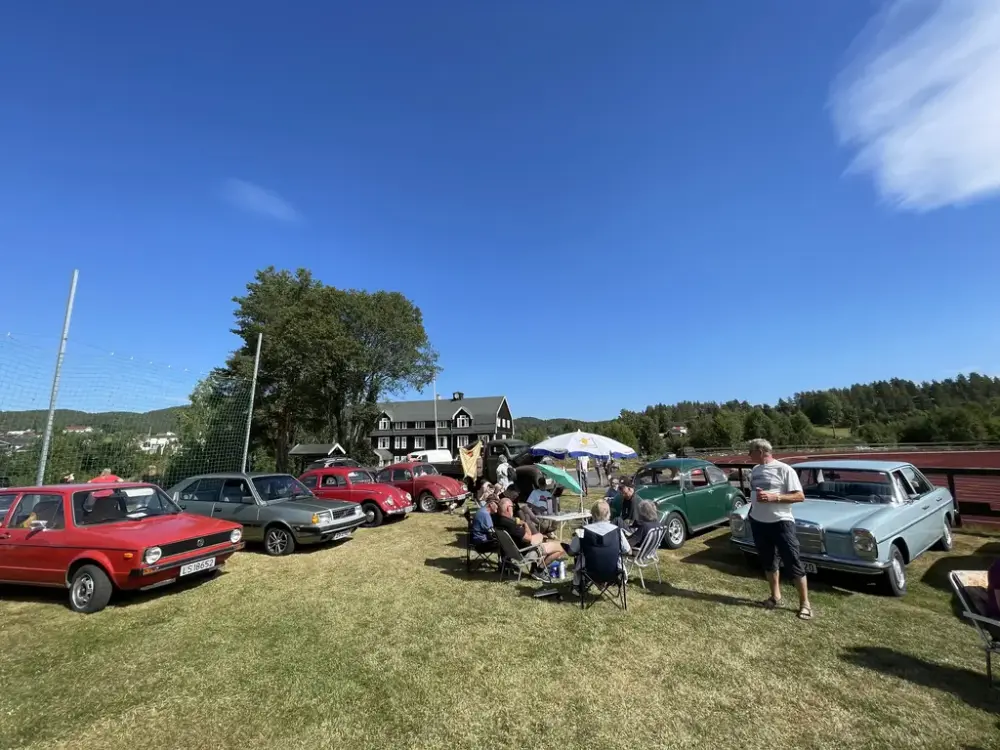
[375,462,470,513]
[0,482,244,613]
[299,466,414,527]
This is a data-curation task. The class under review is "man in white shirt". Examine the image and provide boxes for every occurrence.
[576,455,590,496]
[747,438,812,620]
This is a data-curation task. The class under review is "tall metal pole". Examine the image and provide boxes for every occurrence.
[433,379,439,449]
[37,270,79,485]
[240,333,263,473]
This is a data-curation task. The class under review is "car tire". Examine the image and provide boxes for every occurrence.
[418,492,437,513]
[264,525,296,556]
[362,502,383,528]
[663,512,687,550]
[933,515,954,552]
[732,495,747,511]
[881,543,907,597]
[69,564,113,614]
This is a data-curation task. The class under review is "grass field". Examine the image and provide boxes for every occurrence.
[2,509,999,750]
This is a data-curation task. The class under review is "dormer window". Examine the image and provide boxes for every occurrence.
[378,417,390,430]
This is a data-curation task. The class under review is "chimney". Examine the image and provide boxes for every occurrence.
[452,391,464,401]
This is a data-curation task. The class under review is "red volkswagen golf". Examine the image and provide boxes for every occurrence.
[0,482,244,613]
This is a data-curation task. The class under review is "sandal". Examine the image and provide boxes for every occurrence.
[761,596,782,610]
[798,605,813,620]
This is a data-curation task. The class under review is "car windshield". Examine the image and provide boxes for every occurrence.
[414,464,438,477]
[252,475,314,502]
[348,470,374,484]
[635,466,682,486]
[796,468,896,504]
[73,486,182,526]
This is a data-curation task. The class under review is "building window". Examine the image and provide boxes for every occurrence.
[377,437,390,450]
[437,420,449,428]
[456,435,469,448]
[378,417,390,430]
[394,436,406,450]
[437,436,448,449]
[415,421,425,429]
[394,455,405,463]
[393,422,406,430]
[479,434,490,444]
[414,436,425,450]
[456,415,470,428]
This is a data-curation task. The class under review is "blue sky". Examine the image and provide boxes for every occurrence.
[3,1,1000,421]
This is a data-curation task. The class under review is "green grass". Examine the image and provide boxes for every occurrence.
[1,513,999,750]
[813,425,855,440]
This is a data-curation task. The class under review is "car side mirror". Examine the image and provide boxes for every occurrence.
[29,519,48,531]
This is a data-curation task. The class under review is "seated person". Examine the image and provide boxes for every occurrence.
[604,476,621,500]
[989,557,1000,619]
[503,488,542,536]
[615,483,637,528]
[470,498,498,547]
[526,488,554,515]
[567,500,631,593]
[474,479,495,507]
[491,498,565,569]
[625,500,660,554]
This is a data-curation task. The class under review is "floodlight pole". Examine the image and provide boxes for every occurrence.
[240,333,263,473]
[433,378,439,449]
[37,269,79,485]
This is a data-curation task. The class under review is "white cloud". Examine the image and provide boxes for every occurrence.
[220,178,301,222]
[830,0,1000,210]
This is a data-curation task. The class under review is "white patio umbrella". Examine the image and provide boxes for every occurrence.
[529,430,638,460]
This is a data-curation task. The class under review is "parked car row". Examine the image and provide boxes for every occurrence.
[0,459,469,614]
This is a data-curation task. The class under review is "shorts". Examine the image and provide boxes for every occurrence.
[749,518,804,579]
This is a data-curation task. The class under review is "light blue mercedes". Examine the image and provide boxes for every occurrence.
[729,459,958,597]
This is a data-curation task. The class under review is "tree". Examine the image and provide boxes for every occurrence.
[592,420,638,452]
[222,268,437,471]
[634,416,665,457]
[708,411,743,448]
[743,408,775,444]
[517,426,547,447]
[814,393,844,438]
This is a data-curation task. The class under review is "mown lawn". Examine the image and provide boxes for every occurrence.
[1,510,998,750]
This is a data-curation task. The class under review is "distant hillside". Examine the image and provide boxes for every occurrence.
[514,416,587,435]
[0,406,187,434]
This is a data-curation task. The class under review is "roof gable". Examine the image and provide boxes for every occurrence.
[375,396,506,424]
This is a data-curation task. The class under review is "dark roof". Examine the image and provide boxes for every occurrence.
[377,396,507,424]
[289,443,346,457]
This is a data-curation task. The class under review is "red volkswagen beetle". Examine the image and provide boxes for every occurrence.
[299,466,414,527]
[375,462,470,513]
[0,482,244,613]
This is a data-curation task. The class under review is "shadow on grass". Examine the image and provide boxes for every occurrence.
[840,646,999,714]
[643,580,760,608]
[424,555,501,582]
[921,540,1000,593]
[0,569,227,611]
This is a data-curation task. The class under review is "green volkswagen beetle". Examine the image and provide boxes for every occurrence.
[609,458,746,549]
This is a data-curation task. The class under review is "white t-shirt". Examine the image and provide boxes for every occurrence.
[748,459,803,523]
[577,456,590,474]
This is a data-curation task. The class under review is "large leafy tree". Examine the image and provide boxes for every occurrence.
[222,268,437,471]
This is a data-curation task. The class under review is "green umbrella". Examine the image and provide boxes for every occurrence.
[536,462,582,495]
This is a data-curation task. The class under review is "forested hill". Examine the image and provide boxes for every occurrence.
[0,407,185,434]
[515,373,1000,452]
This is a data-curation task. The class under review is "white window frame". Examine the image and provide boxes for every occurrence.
[456,415,470,428]
[377,437,390,450]
[413,436,425,450]
[415,421,425,430]
[479,434,490,444]
[437,436,448,449]
[394,436,406,450]
[456,435,470,448]
[437,420,449,429]
[378,417,390,430]
[393,421,406,430]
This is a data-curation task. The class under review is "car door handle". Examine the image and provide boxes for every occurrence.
[921,505,929,510]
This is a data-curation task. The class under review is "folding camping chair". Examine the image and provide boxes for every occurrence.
[579,527,627,611]
[464,509,499,572]
[949,570,1000,688]
[625,525,667,590]
[495,529,547,583]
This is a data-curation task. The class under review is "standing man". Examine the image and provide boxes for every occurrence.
[747,438,812,620]
[577,455,590,496]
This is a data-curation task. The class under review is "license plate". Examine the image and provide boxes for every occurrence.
[803,562,818,574]
[404,506,413,513]
[179,557,215,576]
[333,530,353,540]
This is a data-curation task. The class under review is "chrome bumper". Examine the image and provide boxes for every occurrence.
[731,537,891,576]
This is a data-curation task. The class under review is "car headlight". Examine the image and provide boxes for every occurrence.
[438,488,447,497]
[385,498,395,507]
[852,529,876,558]
[144,547,162,565]
[405,492,412,502]
[312,511,333,525]
[730,516,745,537]
[230,529,242,544]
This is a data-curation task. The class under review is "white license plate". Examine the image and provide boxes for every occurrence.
[803,562,818,574]
[179,557,215,576]
[333,530,353,540]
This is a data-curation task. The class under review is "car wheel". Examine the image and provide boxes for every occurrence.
[363,502,383,528]
[732,495,747,511]
[264,525,296,556]
[664,512,687,550]
[69,564,113,614]
[418,492,437,513]
[933,515,954,552]
[881,543,907,597]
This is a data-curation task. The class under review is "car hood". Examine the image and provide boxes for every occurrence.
[419,477,464,494]
[363,483,412,505]
[271,496,356,513]
[735,498,888,531]
[76,513,239,547]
